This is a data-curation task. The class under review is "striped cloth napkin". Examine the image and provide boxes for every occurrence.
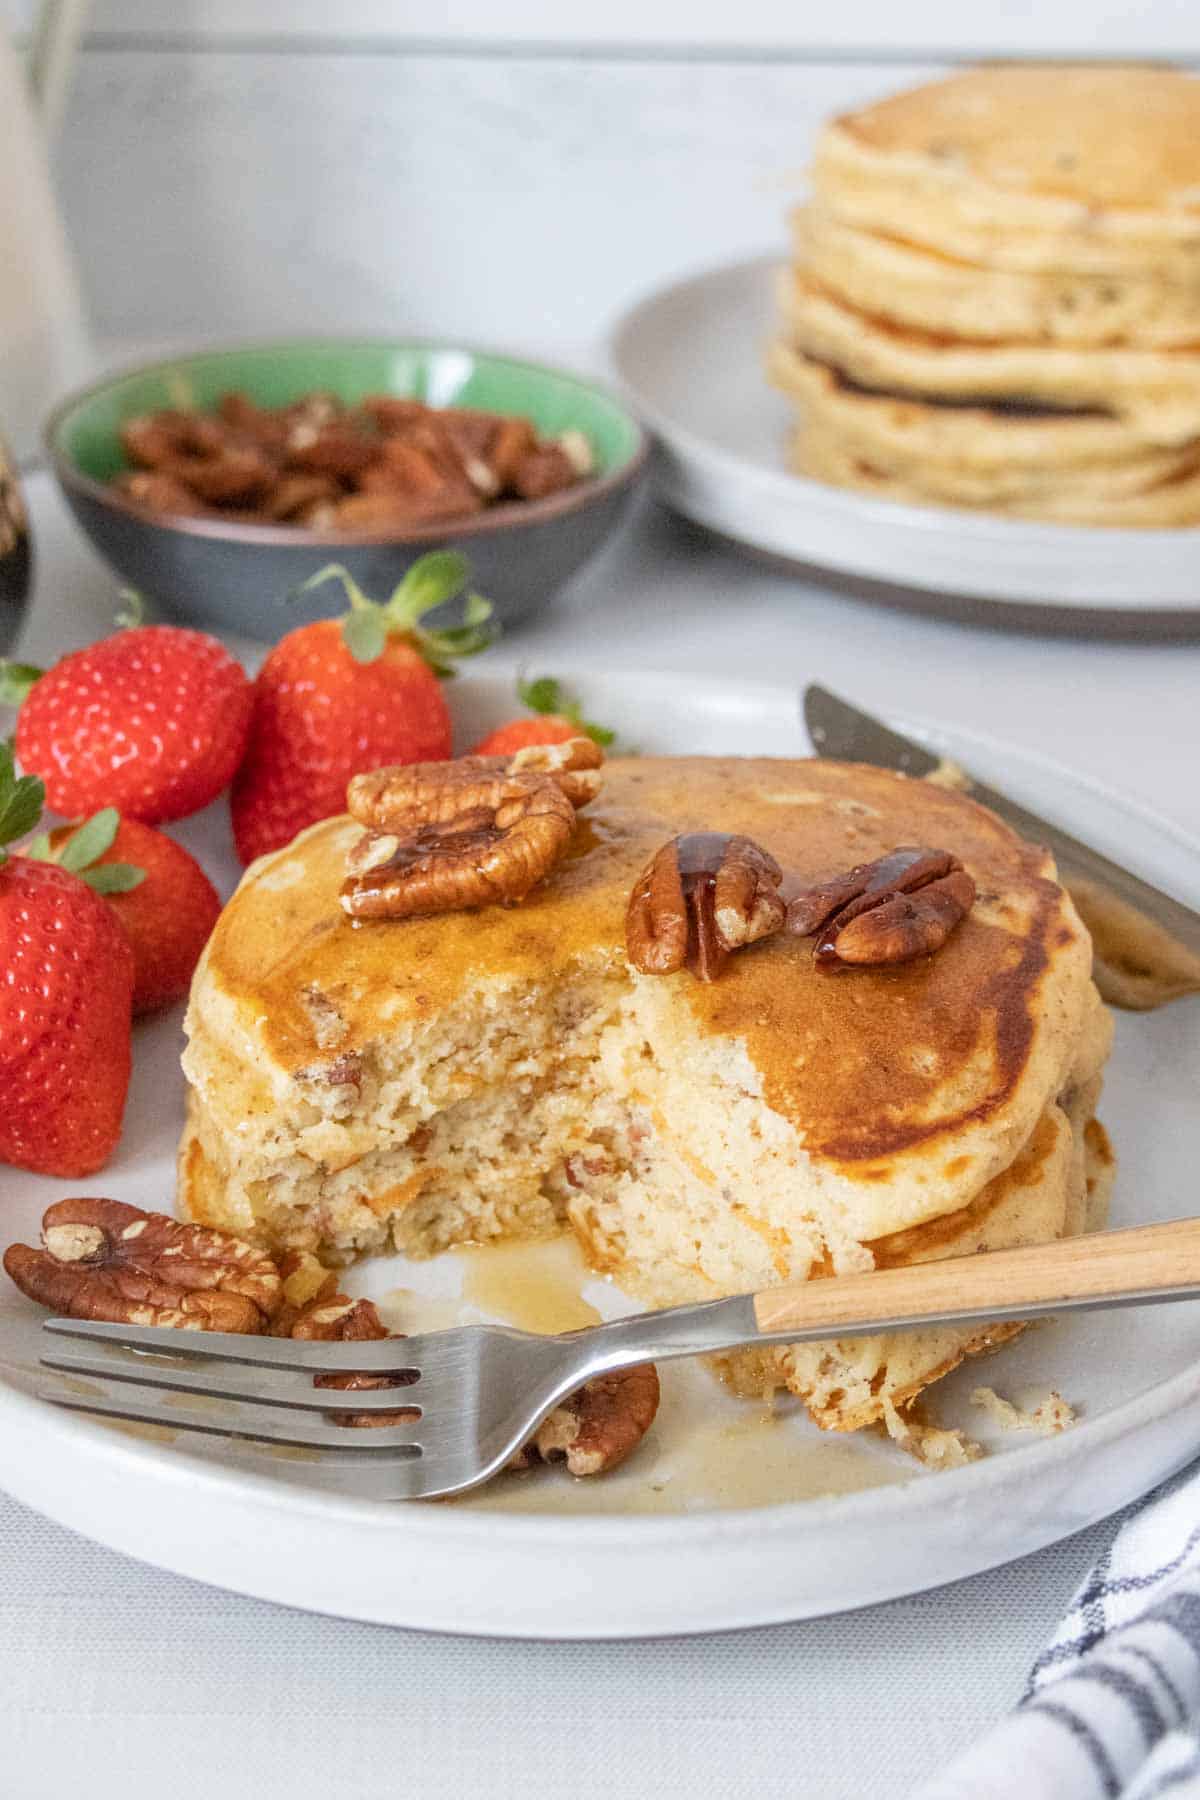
[917,1465,1200,1800]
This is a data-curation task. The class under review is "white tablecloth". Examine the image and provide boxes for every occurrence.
[5,471,1200,1800]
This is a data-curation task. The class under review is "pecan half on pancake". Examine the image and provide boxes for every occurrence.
[626,832,787,982]
[787,846,976,968]
[341,738,602,921]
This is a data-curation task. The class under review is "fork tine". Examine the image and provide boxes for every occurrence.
[41,1335,423,1415]
[42,1317,424,1374]
[40,1382,425,1452]
[214,1439,441,1501]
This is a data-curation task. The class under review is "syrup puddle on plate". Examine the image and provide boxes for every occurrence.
[466,1359,906,1516]
[376,1234,603,1338]
[368,1233,910,1515]
[456,1236,603,1334]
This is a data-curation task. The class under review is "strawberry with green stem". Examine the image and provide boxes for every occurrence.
[1,595,253,825]
[0,745,137,1178]
[231,551,493,864]
[470,675,614,756]
[35,811,220,1015]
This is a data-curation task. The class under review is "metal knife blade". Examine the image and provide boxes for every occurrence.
[803,684,1200,964]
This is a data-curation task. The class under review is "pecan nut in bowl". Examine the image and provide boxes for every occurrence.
[626,832,787,982]
[113,390,593,528]
[2,1197,282,1333]
[341,738,602,922]
[787,846,977,968]
[509,1364,661,1477]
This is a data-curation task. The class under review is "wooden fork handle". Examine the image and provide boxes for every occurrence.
[752,1218,1200,1337]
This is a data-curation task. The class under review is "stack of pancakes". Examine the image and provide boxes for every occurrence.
[769,66,1200,525]
[179,756,1114,1440]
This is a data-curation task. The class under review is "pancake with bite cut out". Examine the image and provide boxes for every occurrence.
[179,756,1112,1436]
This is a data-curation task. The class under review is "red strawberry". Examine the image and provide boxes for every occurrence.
[231,553,492,864]
[45,814,220,1015]
[0,747,135,1178]
[470,676,614,757]
[4,620,253,824]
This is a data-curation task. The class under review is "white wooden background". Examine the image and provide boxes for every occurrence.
[3,2,1198,355]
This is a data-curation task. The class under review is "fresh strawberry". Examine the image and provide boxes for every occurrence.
[471,714,579,755]
[3,615,253,825]
[0,746,135,1178]
[41,813,220,1015]
[231,553,492,864]
[470,676,614,757]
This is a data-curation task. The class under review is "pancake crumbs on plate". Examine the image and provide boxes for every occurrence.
[971,1386,1078,1435]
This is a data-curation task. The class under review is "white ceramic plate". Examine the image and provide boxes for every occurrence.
[609,255,1200,613]
[2,668,1199,1640]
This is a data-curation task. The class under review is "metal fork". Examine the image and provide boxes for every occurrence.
[39,1217,1200,1500]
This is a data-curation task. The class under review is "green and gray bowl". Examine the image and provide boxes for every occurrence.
[46,340,649,639]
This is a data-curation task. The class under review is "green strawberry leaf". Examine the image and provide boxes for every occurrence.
[417,591,495,678]
[296,563,375,613]
[19,804,145,892]
[80,862,145,895]
[386,551,473,628]
[0,661,43,707]
[114,588,146,629]
[56,806,121,873]
[0,739,45,861]
[517,676,564,715]
[514,674,615,747]
[341,606,387,665]
[294,565,391,664]
[296,555,495,672]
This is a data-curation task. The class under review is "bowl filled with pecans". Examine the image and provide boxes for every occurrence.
[45,339,649,636]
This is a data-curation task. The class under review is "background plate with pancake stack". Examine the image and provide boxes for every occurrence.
[769,65,1200,526]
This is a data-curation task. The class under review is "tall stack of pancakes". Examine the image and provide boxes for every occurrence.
[769,66,1200,525]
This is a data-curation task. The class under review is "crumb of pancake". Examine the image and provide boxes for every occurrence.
[971,1385,1076,1435]
[923,759,972,792]
[881,1394,983,1468]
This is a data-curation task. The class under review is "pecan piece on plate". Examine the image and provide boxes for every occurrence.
[3,1198,283,1333]
[787,846,976,969]
[510,1364,660,1477]
[626,832,786,982]
[291,1290,419,1429]
[341,739,602,922]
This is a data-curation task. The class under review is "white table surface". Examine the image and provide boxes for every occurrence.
[4,469,1200,1800]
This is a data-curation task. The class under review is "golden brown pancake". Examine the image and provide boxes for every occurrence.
[180,756,1112,1435]
[815,66,1200,276]
[774,67,1200,526]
